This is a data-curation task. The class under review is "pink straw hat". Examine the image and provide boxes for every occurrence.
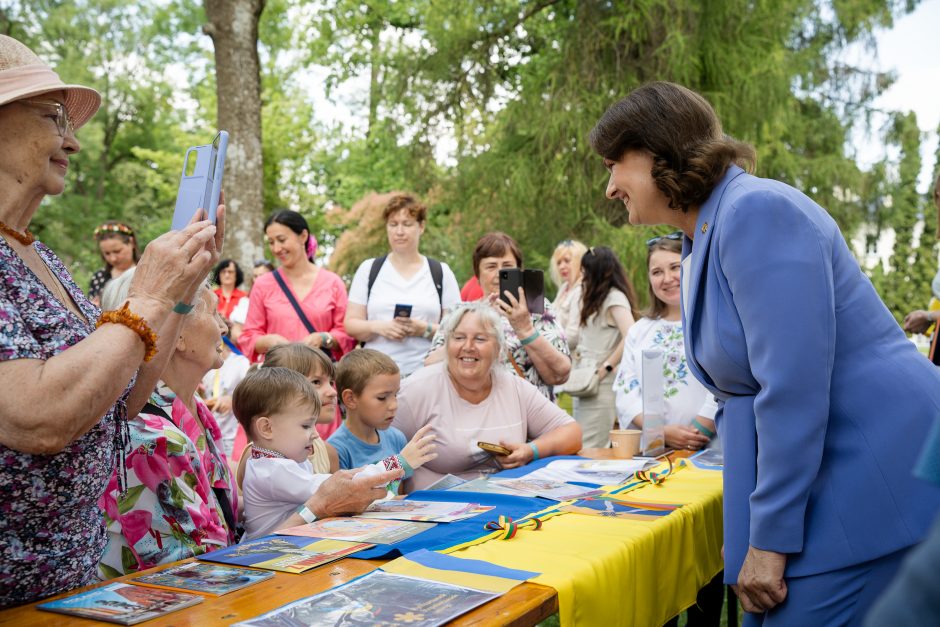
[0,35,101,130]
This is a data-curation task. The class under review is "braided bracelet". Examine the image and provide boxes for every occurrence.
[97,302,158,362]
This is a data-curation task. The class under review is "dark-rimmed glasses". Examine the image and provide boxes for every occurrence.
[21,99,74,137]
[646,231,683,247]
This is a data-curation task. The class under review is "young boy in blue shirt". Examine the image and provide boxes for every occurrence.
[329,349,436,484]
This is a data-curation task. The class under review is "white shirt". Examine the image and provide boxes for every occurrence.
[612,317,718,428]
[243,457,332,540]
[348,256,460,375]
[200,352,252,457]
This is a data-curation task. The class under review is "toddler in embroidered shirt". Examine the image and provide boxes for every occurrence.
[328,349,438,483]
[233,367,434,540]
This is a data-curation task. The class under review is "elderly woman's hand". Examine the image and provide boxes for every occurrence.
[126,207,224,312]
[491,288,535,337]
[903,310,933,334]
[305,468,402,518]
[665,425,710,451]
[493,441,534,469]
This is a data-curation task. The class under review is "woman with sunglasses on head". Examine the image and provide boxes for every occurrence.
[549,239,587,350]
[567,246,637,448]
[591,81,940,625]
[0,36,223,606]
[613,233,717,452]
[88,221,139,306]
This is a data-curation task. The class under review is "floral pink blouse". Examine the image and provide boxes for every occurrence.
[97,384,238,579]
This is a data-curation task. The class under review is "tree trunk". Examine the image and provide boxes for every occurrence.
[204,0,266,283]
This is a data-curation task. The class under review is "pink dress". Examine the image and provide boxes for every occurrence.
[239,268,354,363]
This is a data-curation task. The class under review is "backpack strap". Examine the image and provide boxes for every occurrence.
[427,257,444,312]
[366,255,388,302]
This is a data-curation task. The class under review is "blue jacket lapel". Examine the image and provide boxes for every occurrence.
[681,164,747,393]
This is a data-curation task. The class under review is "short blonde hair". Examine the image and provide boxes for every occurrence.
[549,240,587,288]
[335,348,400,400]
[439,302,506,373]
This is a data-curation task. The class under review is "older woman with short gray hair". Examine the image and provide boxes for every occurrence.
[393,302,582,491]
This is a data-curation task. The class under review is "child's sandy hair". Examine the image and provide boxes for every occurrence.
[232,367,321,438]
[335,348,400,399]
[263,343,335,379]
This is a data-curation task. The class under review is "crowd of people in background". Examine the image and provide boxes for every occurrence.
[3,32,940,627]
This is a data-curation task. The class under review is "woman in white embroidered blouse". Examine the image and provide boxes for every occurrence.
[613,234,717,450]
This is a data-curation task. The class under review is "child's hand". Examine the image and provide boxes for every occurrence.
[400,425,437,470]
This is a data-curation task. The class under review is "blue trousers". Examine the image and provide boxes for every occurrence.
[742,547,908,627]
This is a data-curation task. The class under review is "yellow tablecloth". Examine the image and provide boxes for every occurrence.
[445,463,724,626]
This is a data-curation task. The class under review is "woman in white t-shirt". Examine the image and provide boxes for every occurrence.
[613,233,717,450]
[345,194,459,375]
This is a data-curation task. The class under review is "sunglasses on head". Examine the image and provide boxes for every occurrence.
[646,231,683,247]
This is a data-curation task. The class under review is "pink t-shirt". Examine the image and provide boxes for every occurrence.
[239,268,354,362]
[394,362,575,491]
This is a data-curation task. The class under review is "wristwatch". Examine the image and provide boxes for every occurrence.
[298,505,318,524]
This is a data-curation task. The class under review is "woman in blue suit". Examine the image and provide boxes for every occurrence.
[589,81,940,625]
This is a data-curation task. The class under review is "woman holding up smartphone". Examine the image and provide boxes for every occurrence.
[345,194,460,376]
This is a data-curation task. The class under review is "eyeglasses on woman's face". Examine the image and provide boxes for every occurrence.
[21,99,74,137]
[646,231,683,247]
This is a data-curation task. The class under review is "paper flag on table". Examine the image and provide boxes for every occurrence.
[381,549,540,594]
[559,497,681,520]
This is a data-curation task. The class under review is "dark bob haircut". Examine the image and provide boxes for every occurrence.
[212,259,244,288]
[589,81,756,212]
[472,232,523,278]
[264,210,314,260]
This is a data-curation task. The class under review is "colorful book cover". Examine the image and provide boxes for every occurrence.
[234,570,497,627]
[355,499,494,523]
[197,535,373,574]
[490,478,603,501]
[38,583,203,625]
[276,517,436,544]
[132,562,274,596]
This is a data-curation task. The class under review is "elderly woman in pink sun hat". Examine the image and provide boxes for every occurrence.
[0,35,224,607]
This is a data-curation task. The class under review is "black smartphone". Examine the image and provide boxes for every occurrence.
[523,269,545,315]
[394,304,413,318]
[498,269,524,307]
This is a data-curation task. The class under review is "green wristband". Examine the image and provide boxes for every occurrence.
[519,331,540,346]
[691,418,716,439]
[172,301,195,314]
[528,442,540,461]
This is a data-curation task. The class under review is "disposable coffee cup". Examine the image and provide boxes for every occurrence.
[609,429,641,459]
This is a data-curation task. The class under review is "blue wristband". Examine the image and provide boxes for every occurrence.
[172,301,195,314]
[528,442,540,461]
[690,418,716,439]
[519,331,540,346]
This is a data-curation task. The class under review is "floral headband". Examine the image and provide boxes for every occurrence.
[94,223,134,239]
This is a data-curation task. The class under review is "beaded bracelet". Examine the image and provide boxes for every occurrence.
[97,302,158,362]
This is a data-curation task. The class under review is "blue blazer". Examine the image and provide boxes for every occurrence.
[682,165,940,581]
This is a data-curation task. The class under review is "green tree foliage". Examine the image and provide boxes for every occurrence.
[869,112,928,321]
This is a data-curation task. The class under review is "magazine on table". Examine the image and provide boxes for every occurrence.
[445,476,533,496]
[356,499,494,522]
[424,473,468,490]
[489,478,603,501]
[233,570,497,627]
[132,562,274,596]
[520,459,657,486]
[38,583,203,625]
[198,535,373,574]
[276,517,436,544]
